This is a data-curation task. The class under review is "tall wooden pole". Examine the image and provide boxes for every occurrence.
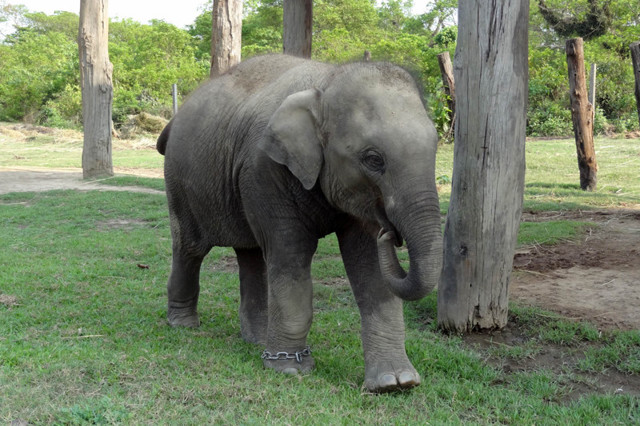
[437,51,456,139]
[283,0,312,58]
[78,0,114,179]
[211,0,242,77]
[566,38,597,191]
[631,42,640,130]
[589,63,596,122]
[438,0,529,332]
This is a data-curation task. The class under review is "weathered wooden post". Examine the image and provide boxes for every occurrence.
[566,38,597,191]
[437,51,456,139]
[78,0,114,179]
[589,63,596,122]
[438,0,529,332]
[631,42,640,129]
[172,84,178,115]
[283,0,312,58]
[210,0,242,77]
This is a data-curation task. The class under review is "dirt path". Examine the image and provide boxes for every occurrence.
[1,168,638,330]
[0,167,163,195]
[512,210,640,330]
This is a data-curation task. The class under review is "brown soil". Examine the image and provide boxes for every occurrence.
[511,209,640,331]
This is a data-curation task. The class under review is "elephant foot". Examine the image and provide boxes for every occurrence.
[261,347,315,375]
[167,308,200,328]
[363,360,421,393]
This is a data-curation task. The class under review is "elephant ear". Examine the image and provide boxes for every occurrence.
[260,89,323,190]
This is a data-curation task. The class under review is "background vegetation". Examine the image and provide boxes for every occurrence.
[1,0,639,137]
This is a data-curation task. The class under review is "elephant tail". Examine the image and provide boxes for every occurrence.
[156,120,172,156]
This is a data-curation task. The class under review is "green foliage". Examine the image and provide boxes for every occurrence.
[109,19,209,123]
[242,0,284,57]
[0,23,78,125]
[0,10,208,129]
[528,0,640,136]
[1,0,639,137]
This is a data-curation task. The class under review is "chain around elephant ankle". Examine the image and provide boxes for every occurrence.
[261,346,312,363]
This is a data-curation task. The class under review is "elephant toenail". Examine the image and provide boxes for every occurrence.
[398,371,419,386]
[379,374,398,388]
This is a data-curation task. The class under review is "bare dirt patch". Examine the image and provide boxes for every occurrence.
[0,294,19,307]
[0,167,163,195]
[511,209,640,330]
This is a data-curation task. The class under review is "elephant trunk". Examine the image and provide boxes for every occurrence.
[377,192,443,301]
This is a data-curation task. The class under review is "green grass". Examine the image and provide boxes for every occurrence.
[1,190,639,423]
[517,220,590,245]
[435,138,640,212]
[99,175,166,191]
[1,130,640,422]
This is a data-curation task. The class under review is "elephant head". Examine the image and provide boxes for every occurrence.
[259,63,443,301]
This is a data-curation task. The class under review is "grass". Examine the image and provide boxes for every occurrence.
[435,137,640,212]
[1,127,640,422]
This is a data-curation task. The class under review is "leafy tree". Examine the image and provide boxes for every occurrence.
[537,0,612,41]
[109,19,209,122]
[0,18,78,124]
[241,0,283,57]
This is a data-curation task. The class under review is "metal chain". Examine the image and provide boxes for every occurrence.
[261,346,312,363]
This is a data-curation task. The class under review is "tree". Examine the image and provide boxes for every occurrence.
[78,0,113,178]
[211,0,243,77]
[537,0,612,41]
[438,0,529,332]
[283,0,312,57]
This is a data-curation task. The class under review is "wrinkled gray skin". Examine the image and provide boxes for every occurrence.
[157,55,442,393]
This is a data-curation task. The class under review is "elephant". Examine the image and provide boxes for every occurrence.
[156,54,443,393]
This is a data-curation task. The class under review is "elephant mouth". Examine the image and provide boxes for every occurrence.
[374,201,403,248]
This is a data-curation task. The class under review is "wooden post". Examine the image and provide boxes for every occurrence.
[631,42,640,129]
[283,0,312,58]
[172,84,178,115]
[210,0,242,77]
[437,51,456,138]
[589,63,596,122]
[78,0,114,179]
[438,0,529,332]
[566,38,597,191]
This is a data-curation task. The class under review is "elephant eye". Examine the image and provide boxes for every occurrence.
[361,150,386,174]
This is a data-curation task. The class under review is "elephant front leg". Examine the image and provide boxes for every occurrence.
[338,223,420,392]
[262,244,316,375]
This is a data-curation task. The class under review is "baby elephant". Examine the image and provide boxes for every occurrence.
[157,54,442,393]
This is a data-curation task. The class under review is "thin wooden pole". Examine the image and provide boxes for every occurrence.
[589,63,596,122]
[631,42,640,129]
[172,84,178,115]
[437,51,456,140]
[566,38,598,191]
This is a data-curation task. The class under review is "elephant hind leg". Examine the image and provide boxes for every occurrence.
[235,247,268,345]
[167,245,208,327]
